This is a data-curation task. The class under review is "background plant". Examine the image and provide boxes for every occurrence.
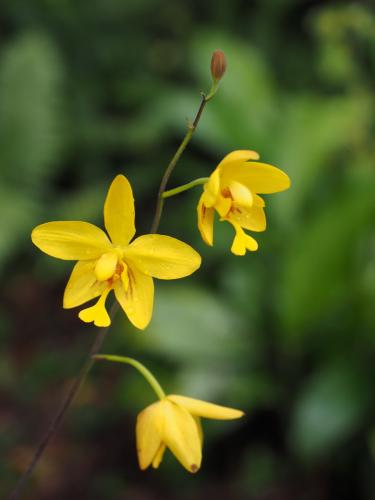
[0,1,374,499]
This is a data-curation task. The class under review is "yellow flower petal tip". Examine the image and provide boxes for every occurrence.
[32,174,201,329]
[78,290,111,327]
[136,394,244,473]
[78,305,111,328]
[230,224,259,256]
[197,150,290,255]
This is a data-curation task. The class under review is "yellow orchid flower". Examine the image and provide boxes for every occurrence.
[197,150,291,255]
[31,175,201,329]
[94,354,244,473]
[137,394,244,473]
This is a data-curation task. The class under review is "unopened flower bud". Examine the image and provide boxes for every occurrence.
[210,50,227,82]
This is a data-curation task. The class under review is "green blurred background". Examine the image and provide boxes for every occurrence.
[1,1,375,499]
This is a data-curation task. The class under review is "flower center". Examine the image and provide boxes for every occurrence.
[227,180,253,207]
[108,261,124,283]
[94,251,129,291]
[221,187,232,199]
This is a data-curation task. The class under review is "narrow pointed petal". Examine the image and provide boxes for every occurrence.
[63,260,107,309]
[104,175,135,246]
[228,205,266,232]
[31,221,111,260]
[78,288,111,327]
[223,162,291,194]
[167,395,244,420]
[124,235,201,280]
[152,444,166,469]
[136,402,164,470]
[197,195,214,246]
[217,150,260,169]
[162,400,202,473]
[114,266,154,329]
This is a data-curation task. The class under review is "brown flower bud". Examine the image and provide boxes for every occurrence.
[210,50,227,82]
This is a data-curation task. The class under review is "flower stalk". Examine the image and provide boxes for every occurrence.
[8,301,118,500]
[94,355,166,400]
[162,177,209,199]
[95,354,244,473]
[150,80,220,234]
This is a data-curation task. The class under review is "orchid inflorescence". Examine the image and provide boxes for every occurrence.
[27,50,290,479]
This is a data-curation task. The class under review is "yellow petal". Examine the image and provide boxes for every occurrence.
[124,235,201,280]
[215,195,232,218]
[136,401,164,470]
[94,252,118,281]
[193,416,203,446]
[31,221,111,260]
[230,226,258,256]
[217,150,260,168]
[63,260,107,309]
[202,168,220,207]
[243,234,259,252]
[254,194,265,207]
[167,395,244,420]
[152,443,166,469]
[228,205,266,232]
[223,162,290,194]
[114,266,154,329]
[197,195,214,246]
[162,400,202,473]
[120,263,129,291]
[104,174,135,246]
[228,180,253,207]
[228,222,259,255]
[78,288,111,327]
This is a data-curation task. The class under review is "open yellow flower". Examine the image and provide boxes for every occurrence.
[137,394,244,473]
[197,150,291,255]
[31,175,201,329]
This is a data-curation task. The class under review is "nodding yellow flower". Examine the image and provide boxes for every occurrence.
[197,150,290,255]
[137,394,244,473]
[31,175,201,329]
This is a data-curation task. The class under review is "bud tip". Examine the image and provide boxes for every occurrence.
[210,50,227,82]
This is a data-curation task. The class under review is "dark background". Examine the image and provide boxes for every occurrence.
[1,1,375,499]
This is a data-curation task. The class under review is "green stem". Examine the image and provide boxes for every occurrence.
[9,301,119,500]
[94,355,165,400]
[150,81,219,233]
[162,177,209,199]
[205,80,220,101]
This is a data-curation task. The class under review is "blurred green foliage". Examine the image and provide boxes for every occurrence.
[0,1,374,499]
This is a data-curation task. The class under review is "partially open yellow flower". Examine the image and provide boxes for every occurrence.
[197,150,290,255]
[31,175,201,329]
[137,394,244,473]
